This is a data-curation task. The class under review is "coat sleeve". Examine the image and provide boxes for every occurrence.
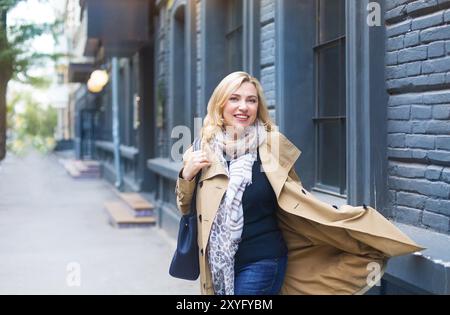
[175,146,197,215]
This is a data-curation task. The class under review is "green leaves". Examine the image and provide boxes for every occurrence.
[0,0,62,83]
[1,0,59,159]
[7,91,57,155]
[0,0,24,11]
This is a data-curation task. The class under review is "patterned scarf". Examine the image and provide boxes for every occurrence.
[207,120,267,295]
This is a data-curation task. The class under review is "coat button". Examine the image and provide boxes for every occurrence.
[301,189,307,195]
[199,182,203,188]
[198,214,202,222]
[332,205,338,209]
[200,248,204,256]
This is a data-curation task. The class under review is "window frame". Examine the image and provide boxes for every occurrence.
[275,0,388,208]
[313,0,347,197]
[225,0,244,73]
[200,0,261,118]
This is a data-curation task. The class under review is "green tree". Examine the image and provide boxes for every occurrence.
[22,100,56,139]
[8,91,57,154]
[0,0,61,160]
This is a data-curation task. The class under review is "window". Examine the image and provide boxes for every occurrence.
[119,65,126,145]
[128,57,138,147]
[201,0,259,118]
[225,0,243,73]
[314,0,346,196]
[172,4,186,129]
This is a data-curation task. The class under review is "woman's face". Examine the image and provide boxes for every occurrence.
[222,82,259,129]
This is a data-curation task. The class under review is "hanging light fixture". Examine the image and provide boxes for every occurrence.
[87,69,109,93]
[90,70,109,87]
[87,78,103,93]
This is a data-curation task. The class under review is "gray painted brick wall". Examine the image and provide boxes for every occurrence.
[154,4,170,157]
[386,1,450,234]
[260,0,276,114]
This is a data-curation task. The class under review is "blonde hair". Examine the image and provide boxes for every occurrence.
[201,71,274,143]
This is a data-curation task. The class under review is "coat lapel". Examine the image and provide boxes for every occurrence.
[259,131,302,198]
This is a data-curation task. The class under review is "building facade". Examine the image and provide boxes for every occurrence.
[68,0,450,294]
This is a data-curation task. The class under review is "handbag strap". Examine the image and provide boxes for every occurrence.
[188,137,202,216]
[192,137,202,183]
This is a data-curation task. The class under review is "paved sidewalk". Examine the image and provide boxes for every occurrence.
[0,150,199,295]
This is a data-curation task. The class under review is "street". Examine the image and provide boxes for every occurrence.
[0,150,199,294]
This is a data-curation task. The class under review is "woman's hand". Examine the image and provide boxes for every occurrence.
[181,150,211,181]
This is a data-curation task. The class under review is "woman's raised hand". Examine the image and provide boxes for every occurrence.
[181,150,211,181]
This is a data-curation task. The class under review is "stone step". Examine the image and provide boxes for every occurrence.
[74,160,100,172]
[118,192,155,212]
[104,202,156,228]
[63,161,81,178]
[62,159,100,179]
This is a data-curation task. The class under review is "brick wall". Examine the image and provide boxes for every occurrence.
[260,0,276,116]
[385,0,450,233]
[155,4,168,157]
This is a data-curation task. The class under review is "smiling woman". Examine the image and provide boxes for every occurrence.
[174,71,423,295]
[200,72,273,144]
[222,82,259,128]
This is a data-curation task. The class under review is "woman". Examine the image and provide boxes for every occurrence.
[176,71,423,295]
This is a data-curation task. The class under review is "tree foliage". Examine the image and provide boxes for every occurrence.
[7,91,57,154]
[0,0,63,159]
[1,0,63,85]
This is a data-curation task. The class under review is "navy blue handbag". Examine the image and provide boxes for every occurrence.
[169,138,201,280]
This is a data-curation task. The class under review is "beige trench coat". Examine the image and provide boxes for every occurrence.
[175,131,424,295]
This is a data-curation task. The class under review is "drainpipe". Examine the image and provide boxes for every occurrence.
[111,57,122,189]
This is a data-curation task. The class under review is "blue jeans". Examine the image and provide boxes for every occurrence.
[234,256,288,295]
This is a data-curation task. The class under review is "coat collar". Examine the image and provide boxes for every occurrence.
[199,131,302,195]
[259,131,302,198]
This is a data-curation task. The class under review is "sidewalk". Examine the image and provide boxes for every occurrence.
[0,150,199,294]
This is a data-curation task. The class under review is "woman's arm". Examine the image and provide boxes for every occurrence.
[175,146,197,215]
[175,144,211,214]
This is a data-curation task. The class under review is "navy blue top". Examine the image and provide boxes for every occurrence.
[227,150,288,270]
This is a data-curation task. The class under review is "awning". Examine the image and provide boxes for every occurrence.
[83,0,150,58]
[68,62,95,83]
